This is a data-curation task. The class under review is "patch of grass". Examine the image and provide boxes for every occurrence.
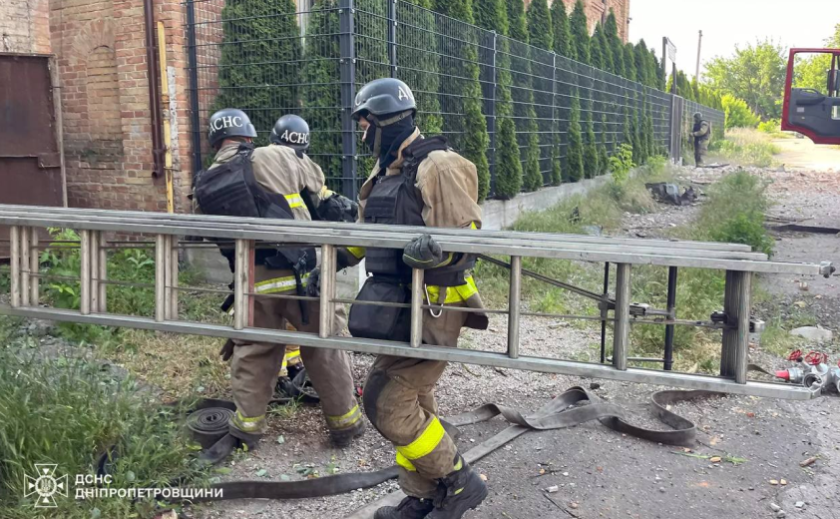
[103,330,229,400]
[708,128,781,167]
[691,170,774,255]
[0,349,207,518]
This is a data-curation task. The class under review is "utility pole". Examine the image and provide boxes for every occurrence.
[695,30,703,81]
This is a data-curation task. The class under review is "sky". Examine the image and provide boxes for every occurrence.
[629,0,839,79]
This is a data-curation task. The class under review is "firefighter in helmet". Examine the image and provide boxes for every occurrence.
[193,109,364,464]
[310,79,490,518]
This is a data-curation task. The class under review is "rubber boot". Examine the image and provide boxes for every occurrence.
[329,418,367,448]
[427,455,488,518]
[374,496,435,519]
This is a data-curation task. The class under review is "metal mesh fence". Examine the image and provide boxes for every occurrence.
[185,0,725,198]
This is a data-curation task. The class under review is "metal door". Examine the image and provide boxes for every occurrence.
[0,53,66,257]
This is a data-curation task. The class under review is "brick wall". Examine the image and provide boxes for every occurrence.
[1,0,52,53]
[49,0,193,213]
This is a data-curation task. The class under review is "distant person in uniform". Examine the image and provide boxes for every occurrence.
[692,112,711,167]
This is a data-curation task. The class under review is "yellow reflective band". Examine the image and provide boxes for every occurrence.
[424,275,479,305]
[254,273,309,294]
[469,221,478,230]
[285,194,304,209]
[396,417,445,461]
[232,411,265,432]
[326,405,362,429]
[396,452,417,472]
[347,246,366,259]
[453,457,463,472]
[285,349,301,360]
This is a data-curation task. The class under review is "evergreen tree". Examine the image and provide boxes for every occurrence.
[691,77,701,101]
[595,24,614,73]
[622,109,633,146]
[631,106,643,164]
[589,24,605,69]
[550,134,562,185]
[634,41,651,87]
[215,0,302,146]
[477,0,522,198]
[302,0,341,188]
[400,0,442,134]
[605,10,624,77]
[505,0,528,41]
[599,113,610,175]
[526,0,553,51]
[666,73,675,94]
[651,50,666,90]
[569,0,590,64]
[584,112,599,179]
[505,0,541,194]
[551,0,573,59]
[566,94,585,182]
[623,43,637,82]
[433,0,491,201]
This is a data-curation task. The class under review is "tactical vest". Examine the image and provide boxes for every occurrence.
[194,144,316,273]
[363,136,474,286]
[694,121,711,143]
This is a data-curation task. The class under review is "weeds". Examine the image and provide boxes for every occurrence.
[708,128,781,167]
[692,170,774,255]
[0,349,207,518]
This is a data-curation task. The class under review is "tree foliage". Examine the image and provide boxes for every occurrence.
[623,43,637,82]
[433,0,491,201]
[477,0,522,198]
[604,10,624,76]
[589,24,605,69]
[399,0,442,134]
[526,0,552,51]
[569,0,590,64]
[302,0,341,185]
[584,112,599,179]
[794,24,840,92]
[705,39,787,119]
[598,113,610,175]
[215,0,302,146]
[722,94,761,129]
[566,94,584,182]
[505,0,528,42]
[550,0,572,59]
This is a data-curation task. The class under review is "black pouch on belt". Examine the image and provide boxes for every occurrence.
[349,277,411,342]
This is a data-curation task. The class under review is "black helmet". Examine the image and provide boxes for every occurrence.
[351,78,416,122]
[693,112,703,120]
[208,108,257,147]
[270,114,311,151]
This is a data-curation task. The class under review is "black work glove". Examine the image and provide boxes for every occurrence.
[306,267,322,297]
[403,234,445,270]
[219,339,235,362]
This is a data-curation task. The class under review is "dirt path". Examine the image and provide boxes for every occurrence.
[772,137,840,173]
[191,164,840,519]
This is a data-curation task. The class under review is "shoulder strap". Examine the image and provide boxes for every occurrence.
[401,136,449,180]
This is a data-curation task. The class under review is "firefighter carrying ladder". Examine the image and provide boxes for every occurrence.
[0,204,835,400]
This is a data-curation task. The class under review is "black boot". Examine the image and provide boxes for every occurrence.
[374,496,435,519]
[329,419,367,448]
[427,456,487,518]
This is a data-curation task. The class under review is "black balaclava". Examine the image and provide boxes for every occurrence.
[364,112,416,170]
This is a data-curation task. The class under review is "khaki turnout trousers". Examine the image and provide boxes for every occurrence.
[363,302,467,498]
[229,265,360,438]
